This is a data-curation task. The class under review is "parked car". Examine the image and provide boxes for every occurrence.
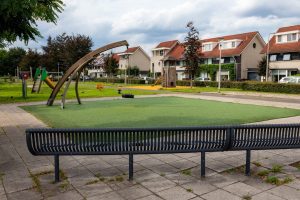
[143,77,155,81]
[80,75,91,81]
[195,77,211,81]
[279,76,300,84]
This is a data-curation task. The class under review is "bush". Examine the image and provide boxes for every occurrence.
[176,80,300,94]
[94,77,155,85]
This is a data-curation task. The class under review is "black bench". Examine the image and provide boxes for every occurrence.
[26,124,300,182]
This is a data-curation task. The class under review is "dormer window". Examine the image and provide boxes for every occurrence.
[202,44,213,51]
[287,33,297,42]
[276,32,299,43]
[202,42,217,52]
[278,35,282,43]
[232,41,236,48]
[219,39,241,50]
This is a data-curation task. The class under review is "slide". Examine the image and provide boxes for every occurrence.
[32,68,56,93]
[44,77,55,89]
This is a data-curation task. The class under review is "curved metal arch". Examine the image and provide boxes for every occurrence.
[47,40,129,106]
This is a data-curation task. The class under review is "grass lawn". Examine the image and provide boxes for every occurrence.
[21,96,300,128]
[0,81,161,104]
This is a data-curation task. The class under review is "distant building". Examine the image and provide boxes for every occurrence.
[118,46,150,76]
[199,31,265,81]
[261,25,300,82]
[152,32,265,81]
[150,40,179,78]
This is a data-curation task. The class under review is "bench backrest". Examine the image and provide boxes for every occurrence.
[231,124,300,150]
[26,127,229,155]
[26,124,300,155]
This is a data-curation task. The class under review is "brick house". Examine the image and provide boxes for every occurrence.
[261,25,300,82]
[152,31,265,81]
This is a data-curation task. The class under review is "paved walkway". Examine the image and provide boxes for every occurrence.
[0,94,300,200]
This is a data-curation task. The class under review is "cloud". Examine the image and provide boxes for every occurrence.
[10,0,300,55]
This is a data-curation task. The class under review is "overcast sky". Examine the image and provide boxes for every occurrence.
[12,0,300,54]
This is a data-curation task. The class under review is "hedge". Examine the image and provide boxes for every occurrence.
[176,80,300,94]
[95,78,155,85]
[199,64,235,81]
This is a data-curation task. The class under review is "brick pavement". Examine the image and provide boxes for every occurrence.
[0,94,300,200]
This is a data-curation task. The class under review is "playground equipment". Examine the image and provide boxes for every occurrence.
[32,68,55,93]
[20,71,30,98]
[162,67,176,87]
[47,40,129,108]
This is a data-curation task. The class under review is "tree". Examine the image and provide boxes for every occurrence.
[258,56,267,77]
[0,0,64,47]
[183,21,202,87]
[19,49,42,71]
[101,54,119,77]
[0,49,8,75]
[41,33,93,72]
[127,66,140,77]
[0,47,26,76]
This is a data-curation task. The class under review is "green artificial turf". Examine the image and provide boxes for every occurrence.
[21,97,300,128]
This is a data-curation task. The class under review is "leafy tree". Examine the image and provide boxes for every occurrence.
[0,47,26,76]
[183,21,202,87]
[19,49,41,71]
[101,54,119,77]
[258,56,267,77]
[0,0,64,47]
[0,49,8,75]
[41,33,93,72]
[127,66,140,77]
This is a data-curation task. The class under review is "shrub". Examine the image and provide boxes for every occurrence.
[95,78,154,85]
[176,80,300,94]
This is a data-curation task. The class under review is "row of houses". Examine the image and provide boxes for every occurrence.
[89,24,300,82]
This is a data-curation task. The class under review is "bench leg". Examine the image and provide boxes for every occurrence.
[245,150,251,176]
[201,152,206,177]
[129,154,133,181]
[54,155,60,182]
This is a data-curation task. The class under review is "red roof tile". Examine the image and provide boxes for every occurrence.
[124,47,139,53]
[261,25,300,54]
[199,32,258,58]
[164,43,185,60]
[277,25,300,33]
[112,53,120,62]
[155,40,178,48]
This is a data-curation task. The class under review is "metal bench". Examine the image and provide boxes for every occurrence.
[26,124,300,182]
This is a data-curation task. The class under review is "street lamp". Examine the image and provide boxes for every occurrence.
[266,32,275,82]
[218,38,224,93]
[124,54,129,85]
[231,56,237,81]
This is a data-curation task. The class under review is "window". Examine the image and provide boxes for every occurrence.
[159,50,164,56]
[283,54,291,61]
[270,55,277,61]
[253,43,256,48]
[203,44,212,51]
[232,42,236,48]
[277,35,282,43]
[291,53,300,60]
[277,54,283,61]
[287,33,297,42]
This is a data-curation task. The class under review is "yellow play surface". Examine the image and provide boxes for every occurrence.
[124,85,190,90]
